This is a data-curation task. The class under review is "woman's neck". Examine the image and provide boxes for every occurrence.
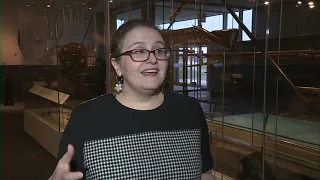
[115,90,164,110]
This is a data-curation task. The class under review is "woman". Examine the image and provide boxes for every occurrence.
[49,19,215,180]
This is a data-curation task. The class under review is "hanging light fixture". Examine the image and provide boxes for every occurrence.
[308,1,315,8]
[308,1,314,5]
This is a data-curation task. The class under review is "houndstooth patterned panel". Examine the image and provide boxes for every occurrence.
[83,129,202,180]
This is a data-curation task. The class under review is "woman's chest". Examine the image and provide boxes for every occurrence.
[83,129,203,180]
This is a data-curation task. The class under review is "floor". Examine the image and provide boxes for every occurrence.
[1,103,56,180]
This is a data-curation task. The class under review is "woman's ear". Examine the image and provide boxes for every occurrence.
[111,58,122,77]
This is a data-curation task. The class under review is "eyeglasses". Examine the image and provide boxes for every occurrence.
[117,48,171,62]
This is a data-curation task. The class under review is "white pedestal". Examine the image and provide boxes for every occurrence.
[23,110,63,158]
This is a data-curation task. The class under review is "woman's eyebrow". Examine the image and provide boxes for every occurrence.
[128,42,146,49]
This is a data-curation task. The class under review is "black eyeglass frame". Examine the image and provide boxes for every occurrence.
[114,47,172,62]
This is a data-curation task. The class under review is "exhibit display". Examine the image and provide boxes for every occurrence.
[25,84,71,132]
[19,0,102,157]
[18,0,319,178]
[156,0,320,179]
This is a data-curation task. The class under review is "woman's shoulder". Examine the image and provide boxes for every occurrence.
[164,92,204,122]
[165,92,200,107]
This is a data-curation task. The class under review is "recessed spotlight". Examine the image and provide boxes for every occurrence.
[109,0,113,2]
[310,4,315,8]
[264,1,270,5]
[266,29,270,35]
[298,1,302,4]
[308,1,314,5]
[47,4,51,8]
[89,7,92,10]
[26,4,30,7]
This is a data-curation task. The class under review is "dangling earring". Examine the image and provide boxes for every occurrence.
[114,75,123,93]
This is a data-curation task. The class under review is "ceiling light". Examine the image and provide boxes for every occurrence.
[310,4,315,8]
[264,1,270,5]
[89,7,92,10]
[47,4,51,8]
[26,4,30,7]
[308,1,314,5]
[109,0,113,2]
[298,1,302,4]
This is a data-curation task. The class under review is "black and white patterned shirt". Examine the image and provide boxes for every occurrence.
[57,92,214,180]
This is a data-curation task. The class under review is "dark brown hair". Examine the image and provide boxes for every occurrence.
[110,19,163,93]
[110,19,162,60]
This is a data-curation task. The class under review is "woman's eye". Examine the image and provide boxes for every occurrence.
[157,49,164,53]
[156,49,166,54]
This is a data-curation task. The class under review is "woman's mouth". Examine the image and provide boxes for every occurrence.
[141,69,159,76]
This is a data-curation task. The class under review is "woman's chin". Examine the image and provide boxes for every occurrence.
[140,85,162,92]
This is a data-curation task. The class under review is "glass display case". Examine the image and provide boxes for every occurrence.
[154,0,320,179]
[24,84,72,132]
[19,0,104,157]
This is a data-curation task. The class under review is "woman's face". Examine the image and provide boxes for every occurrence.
[112,26,168,94]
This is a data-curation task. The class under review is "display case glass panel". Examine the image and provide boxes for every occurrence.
[154,0,320,179]
[20,0,106,132]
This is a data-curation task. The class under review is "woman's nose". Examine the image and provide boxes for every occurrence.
[146,52,157,64]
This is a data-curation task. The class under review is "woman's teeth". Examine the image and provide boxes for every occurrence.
[142,70,158,75]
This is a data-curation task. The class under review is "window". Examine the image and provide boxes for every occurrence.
[242,9,253,41]
[175,46,207,87]
[158,14,223,32]
[227,11,240,29]
[202,14,223,31]
[158,23,170,30]
[116,9,142,29]
[116,19,124,29]
[168,19,197,30]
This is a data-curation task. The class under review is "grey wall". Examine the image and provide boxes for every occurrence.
[1,0,23,65]
[1,0,94,65]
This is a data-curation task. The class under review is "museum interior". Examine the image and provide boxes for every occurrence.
[1,0,319,179]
